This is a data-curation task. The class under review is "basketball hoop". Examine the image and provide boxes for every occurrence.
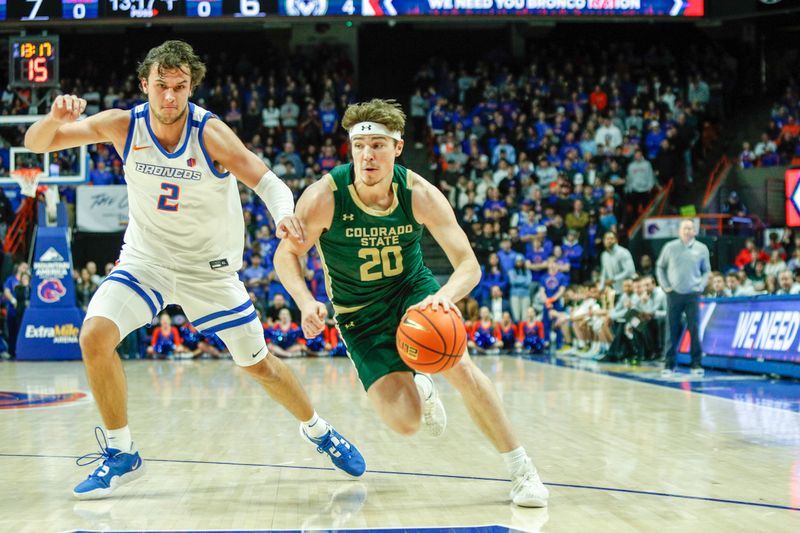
[10,167,45,198]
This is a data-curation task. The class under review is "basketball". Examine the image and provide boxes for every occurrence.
[396,307,467,373]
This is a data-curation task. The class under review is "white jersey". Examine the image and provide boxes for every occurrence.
[121,102,243,273]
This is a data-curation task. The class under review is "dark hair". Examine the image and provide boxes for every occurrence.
[136,40,206,90]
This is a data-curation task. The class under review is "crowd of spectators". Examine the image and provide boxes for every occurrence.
[412,42,724,240]
[740,80,800,168]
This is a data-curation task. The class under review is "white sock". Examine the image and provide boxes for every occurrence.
[106,426,132,453]
[502,446,529,477]
[576,340,585,349]
[302,412,330,439]
[414,373,434,401]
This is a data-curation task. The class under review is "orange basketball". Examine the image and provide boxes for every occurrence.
[396,307,467,373]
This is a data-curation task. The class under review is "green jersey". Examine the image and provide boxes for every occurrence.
[317,163,431,315]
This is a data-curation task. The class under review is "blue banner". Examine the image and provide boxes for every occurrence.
[680,296,800,365]
[16,226,82,360]
[279,0,704,17]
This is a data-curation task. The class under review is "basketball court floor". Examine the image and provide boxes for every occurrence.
[1,354,799,532]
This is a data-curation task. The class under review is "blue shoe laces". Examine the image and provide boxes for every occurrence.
[314,430,351,458]
[76,426,116,475]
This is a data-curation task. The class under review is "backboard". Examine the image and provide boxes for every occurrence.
[0,114,88,186]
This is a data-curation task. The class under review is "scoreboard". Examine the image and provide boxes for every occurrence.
[0,0,276,20]
[0,0,703,21]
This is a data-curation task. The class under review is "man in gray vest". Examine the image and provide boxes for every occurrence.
[656,219,711,378]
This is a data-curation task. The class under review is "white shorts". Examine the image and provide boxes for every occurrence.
[85,256,266,367]
[590,317,606,333]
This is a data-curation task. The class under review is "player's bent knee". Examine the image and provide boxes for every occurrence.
[79,317,121,359]
[216,319,268,367]
[240,354,279,382]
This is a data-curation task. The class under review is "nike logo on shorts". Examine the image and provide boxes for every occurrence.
[251,347,265,359]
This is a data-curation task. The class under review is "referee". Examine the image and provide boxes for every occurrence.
[656,219,710,378]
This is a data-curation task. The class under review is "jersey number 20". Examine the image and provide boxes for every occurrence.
[157,183,180,212]
[358,246,403,282]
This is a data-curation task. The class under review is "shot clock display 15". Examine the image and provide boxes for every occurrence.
[9,35,60,88]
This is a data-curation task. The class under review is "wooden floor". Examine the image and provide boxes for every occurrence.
[0,356,798,533]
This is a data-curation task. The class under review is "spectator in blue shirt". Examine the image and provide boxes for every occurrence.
[3,262,28,354]
[428,98,449,135]
[497,238,518,274]
[539,260,568,350]
[241,254,269,303]
[254,225,279,267]
[561,229,585,282]
[89,160,114,186]
[525,238,551,285]
[508,254,533,322]
[319,96,339,136]
[645,121,666,159]
[477,253,507,306]
[534,111,552,138]
[492,135,516,166]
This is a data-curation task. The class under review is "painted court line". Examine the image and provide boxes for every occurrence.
[1,452,796,512]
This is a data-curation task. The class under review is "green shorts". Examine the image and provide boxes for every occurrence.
[335,275,440,391]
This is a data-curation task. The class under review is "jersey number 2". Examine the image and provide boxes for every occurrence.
[157,183,180,212]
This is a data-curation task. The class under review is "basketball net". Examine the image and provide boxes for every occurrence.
[10,167,45,198]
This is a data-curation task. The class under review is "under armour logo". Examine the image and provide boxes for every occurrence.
[344,321,356,329]
[343,214,354,221]
[360,124,372,131]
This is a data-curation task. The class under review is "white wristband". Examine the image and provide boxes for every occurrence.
[253,170,295,225]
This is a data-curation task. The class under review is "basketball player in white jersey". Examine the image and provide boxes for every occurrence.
[24,40,365,500]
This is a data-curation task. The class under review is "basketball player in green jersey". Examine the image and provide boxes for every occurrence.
[274,99,548,507]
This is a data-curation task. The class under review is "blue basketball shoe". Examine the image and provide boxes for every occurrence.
[300,424,366,478]
[73,427,146,500]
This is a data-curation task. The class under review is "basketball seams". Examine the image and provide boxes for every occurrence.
[396,329,463,370]
[412,308,448,351]
[397,308,467,373]
[397,329,448,362]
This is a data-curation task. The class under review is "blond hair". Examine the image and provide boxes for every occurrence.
[341,99,406,138]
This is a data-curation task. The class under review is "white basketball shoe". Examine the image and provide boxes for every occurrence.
[414,373,446,438]
[510,457,549,507]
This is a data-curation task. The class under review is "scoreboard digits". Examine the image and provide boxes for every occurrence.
[9,35,59,87]
[0,0,274,19]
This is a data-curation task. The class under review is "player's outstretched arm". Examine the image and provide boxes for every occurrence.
[409,171,481,313]
[25,95,129,153]
[202,118,304,243]
[274,178,334,338]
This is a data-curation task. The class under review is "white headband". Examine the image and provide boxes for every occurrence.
[349,121,402,141]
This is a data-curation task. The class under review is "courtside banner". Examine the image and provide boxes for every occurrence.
[76,185,128,233]
[786,168,800,227]
[16,226,82,360]
[680,296,800,364]
[644,217,699,239]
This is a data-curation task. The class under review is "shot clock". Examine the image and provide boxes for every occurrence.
[9,35,59,88]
